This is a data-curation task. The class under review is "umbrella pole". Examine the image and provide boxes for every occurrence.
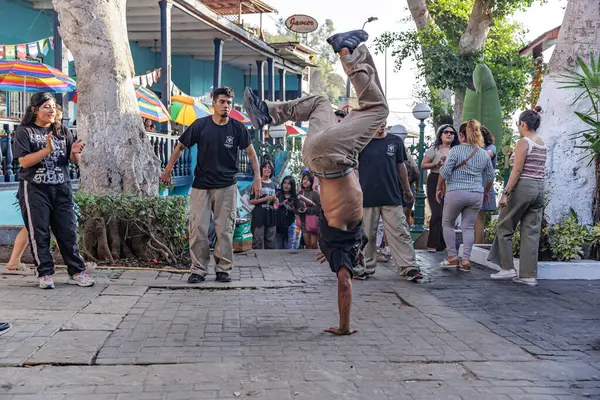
[23,76,26,117]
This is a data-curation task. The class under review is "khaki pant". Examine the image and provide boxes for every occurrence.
[267,45,388,175]
[488,179,544,278]
[189,185,237,277]
[354,205,416,276]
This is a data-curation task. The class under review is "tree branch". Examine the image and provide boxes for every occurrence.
[406,0,431,30]
[458,0,494,55]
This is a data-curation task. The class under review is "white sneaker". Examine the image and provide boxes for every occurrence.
[39,275,55,289]
[490,269,517,280]
[512,277,538,286]
[68,271,95,287]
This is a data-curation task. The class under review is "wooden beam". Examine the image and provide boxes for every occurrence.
[129,31,228,41]
[127,22,207,31]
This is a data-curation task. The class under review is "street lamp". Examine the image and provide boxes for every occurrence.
[412,103,431,233]
[362,17,378,30]
[345,17,379,100]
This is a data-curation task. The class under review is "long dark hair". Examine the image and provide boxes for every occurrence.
[519,105,542,131]
[260,159,274,178]
[480,125,494,147]
[433,124,460,149]
[301,172,314,191]
[280,175,297,198]
[21,92,55,126]
[53,104,64,137]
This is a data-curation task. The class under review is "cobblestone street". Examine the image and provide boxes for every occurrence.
[0,250,599,399]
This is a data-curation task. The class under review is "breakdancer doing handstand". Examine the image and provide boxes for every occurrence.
[244,29,388,335]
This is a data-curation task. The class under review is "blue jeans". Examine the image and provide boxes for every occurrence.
[276,222,297,249]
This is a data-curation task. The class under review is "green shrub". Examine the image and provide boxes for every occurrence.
[485,208,600,261]
[74,191,188,264]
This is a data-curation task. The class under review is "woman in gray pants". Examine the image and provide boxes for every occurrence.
[436,120,495,271]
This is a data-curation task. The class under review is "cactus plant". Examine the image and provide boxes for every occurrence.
[461,63,503,148]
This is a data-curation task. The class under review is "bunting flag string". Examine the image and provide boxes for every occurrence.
[0,36,55,60]
[134,67,162,88]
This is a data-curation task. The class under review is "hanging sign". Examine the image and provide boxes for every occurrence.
[285,15,318,34]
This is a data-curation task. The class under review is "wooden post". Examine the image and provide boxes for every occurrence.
[159,0,172,134]
[213,39,223,89]
[279,69,286,101]
[267,58,275,102]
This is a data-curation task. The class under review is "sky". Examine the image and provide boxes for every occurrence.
[246,0,567,133]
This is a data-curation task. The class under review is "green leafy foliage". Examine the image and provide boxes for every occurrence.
[546,209,592,261]
[461,63,503,145]
[74,191,189,260]
[558,53,600,163]
[375,0,536,124]
[485,208,600,261]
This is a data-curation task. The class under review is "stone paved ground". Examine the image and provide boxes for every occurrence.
[0,250,599,399]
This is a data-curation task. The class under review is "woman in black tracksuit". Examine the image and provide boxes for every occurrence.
[13,92,93,289]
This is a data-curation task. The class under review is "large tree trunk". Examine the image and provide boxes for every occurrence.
[52,0,161,195]
[536,0,600,225]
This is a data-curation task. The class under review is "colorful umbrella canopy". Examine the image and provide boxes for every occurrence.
[203,103,252,127]
[285,124,308,136]
[0,59,76,93]
[136,86,170,122]
[171,95,211,126]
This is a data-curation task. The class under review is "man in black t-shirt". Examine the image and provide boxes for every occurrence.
[355,122,422,281]
[160,87,261,283]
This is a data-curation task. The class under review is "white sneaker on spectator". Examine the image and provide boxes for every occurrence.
[68,271,95,287]
[39,275,55,289]
[490,269,517,280]
[512,277,538,286]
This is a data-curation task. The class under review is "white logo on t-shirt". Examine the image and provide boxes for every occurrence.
[224,136,234,148]
[386,144,395,157]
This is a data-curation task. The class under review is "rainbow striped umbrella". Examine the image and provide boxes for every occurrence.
[135,86,170,122]
[203,103,252,127]
[171,95,212,126]
[0,59,76,93]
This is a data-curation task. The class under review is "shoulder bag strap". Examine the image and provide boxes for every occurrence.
[453,148,479,171]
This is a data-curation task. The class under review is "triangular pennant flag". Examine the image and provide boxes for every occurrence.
[0,45,4,59]
[17,44,26,59]
[4,45,15,60]
[141,75,147,87]
[152,70,158,83]
[146,73,153,86]
[27,42,38,58]
[49,36,54,49]
[38,39,47,56]
[157,68,162,78]
[133,76,141,86]
[67,48,74,62]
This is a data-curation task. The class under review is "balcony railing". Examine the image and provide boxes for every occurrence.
[0,121,253,191]
[0,120,79,187]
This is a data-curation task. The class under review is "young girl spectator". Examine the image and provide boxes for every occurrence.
[297,172,321,249]
[275,175,301,249]
[249,159,278,249]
